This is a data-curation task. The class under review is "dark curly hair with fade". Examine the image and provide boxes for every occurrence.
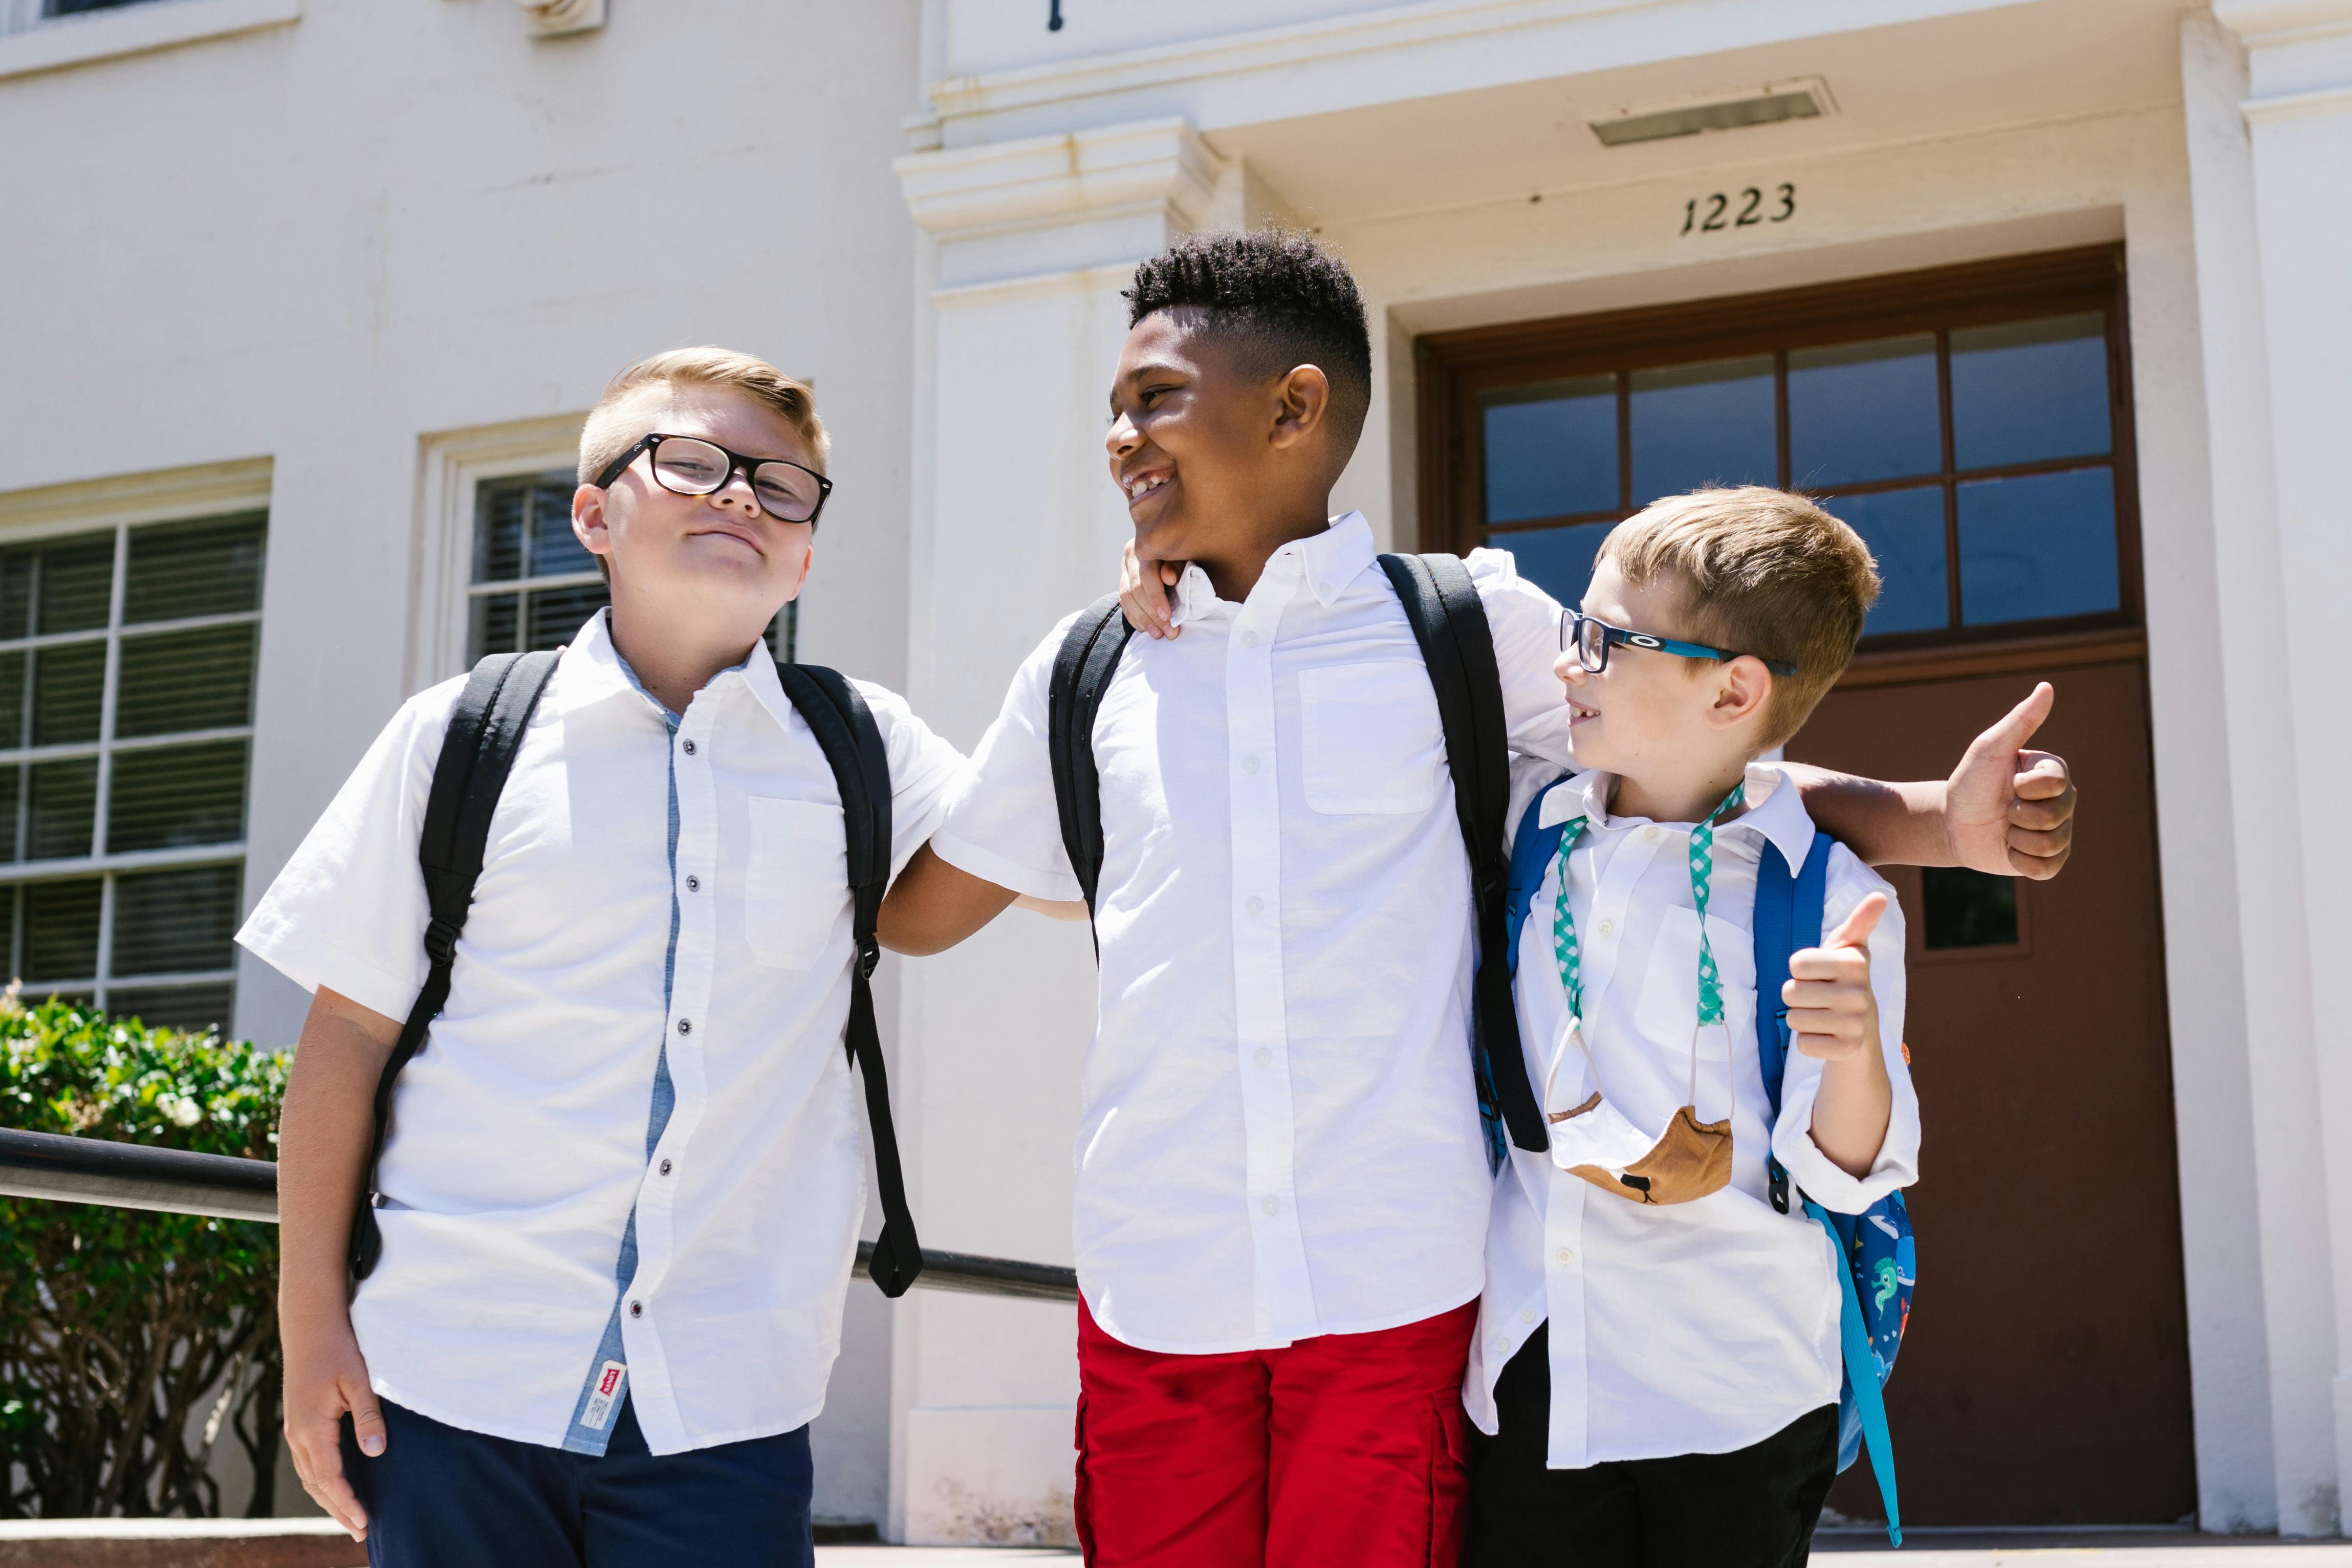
[1124,229,1375,460]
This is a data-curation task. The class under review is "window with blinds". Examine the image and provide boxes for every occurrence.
[0,513,265,1032]
[466,469,797,665]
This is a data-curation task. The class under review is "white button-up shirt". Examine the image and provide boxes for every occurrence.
[238,613,964,1454]
[934,514,1572,1353]
[1467,760,1919,1467]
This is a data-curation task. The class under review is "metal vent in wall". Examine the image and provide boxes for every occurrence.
[1587,78,1836,147]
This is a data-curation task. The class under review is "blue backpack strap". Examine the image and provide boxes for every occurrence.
[1504,777,1577,982]
[1809,1197,1903,1547]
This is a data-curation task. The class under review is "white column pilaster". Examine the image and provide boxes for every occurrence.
[2198,0,2352,1535]
[883,117,1224,1548]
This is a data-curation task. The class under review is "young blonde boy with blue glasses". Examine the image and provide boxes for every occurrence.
[1468,486,1920,1566]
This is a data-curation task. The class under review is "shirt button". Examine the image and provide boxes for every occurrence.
[1240,630,1260,648]
[681,739,696,755]
[1245,896,1264,917]
[1597,920,1615,938]
[1643,825,1659,842]
[628,1300,643,1318]
[1242,755,1259,775]
[1260,1196,1279,1216]
[685,875,701,892]
[659,1159,673,1176]
[1494,1337,1512,1354]
[1520,1308,1537,1323]
[1557,1247,1574,1264]
[676,1018,692,1035]
[1253,1048,1272,1068]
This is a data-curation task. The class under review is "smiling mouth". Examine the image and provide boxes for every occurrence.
[1567,699,1600,722]
[1122,469,1171,506]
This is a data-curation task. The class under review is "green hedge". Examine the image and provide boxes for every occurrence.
[0,992,287,1518]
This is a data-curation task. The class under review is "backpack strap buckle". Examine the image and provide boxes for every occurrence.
[856,935,881,981]
[422,917,462,967]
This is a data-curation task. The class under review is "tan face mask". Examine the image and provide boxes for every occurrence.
[1538,783,1746,1207]
[1544,1024,1732,1206]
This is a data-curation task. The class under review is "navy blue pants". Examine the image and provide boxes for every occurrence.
[339,1397,814,1568]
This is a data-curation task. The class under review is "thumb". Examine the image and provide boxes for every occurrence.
[1969,681,2054,763]
[346,1378,388,1458]
[1824,891,1887,951]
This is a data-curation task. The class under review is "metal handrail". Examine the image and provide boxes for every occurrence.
[0,1126,1078,1303]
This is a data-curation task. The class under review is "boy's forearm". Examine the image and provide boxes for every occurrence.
[1808,1054,1893,1179]
[1784,767,1951,869]
[877,842,1022,955]
[277,992,400,1323]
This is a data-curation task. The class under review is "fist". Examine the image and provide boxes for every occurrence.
[1783,892,1885,1065]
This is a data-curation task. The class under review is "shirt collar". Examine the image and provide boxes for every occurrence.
[1538,760,1817,869]
[1165,512,1379,628]
[549,609,773,724]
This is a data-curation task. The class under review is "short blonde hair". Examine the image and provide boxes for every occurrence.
[578,345,830,488]
[1596,486,1880,747]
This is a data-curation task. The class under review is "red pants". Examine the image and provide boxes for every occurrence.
[1074,1298,1477,1568]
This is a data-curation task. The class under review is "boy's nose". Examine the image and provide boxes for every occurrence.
[1105,416,1139,458]
[1554,650,1587,687]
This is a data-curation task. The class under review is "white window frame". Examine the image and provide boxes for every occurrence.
[0,0,298,80]
[414,415,589,690]
[0,457,271,1018]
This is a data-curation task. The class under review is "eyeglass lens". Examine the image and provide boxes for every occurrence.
[1560,612,1608,672]
[649,437,823,522]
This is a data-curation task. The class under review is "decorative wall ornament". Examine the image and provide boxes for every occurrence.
[515,0,603,36]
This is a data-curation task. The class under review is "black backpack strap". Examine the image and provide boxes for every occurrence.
[1375,554,1549,1156]
[1046,595,1136,921]
[773,662,924,1299]
[351,648,562,1280]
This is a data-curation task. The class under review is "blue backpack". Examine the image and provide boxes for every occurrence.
[1504,778,1912,1545]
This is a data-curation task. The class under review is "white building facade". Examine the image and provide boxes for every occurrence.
[3,0,2348,1540]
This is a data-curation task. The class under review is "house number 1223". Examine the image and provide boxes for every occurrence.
[1682,184,1796,234]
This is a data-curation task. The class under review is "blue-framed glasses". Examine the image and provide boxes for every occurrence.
[1560,609,1799,677]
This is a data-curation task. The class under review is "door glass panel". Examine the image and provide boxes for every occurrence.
[1956,468,2120,626]
[23,878,102,982]
[1482,377,1617,523]
[108,739,250,853]
[1497,521,1615,611]
[1825,487,1948,636]
[1950,314,2110,470]
[1923,865,2020,949]
[27,758,96,860]
[1628,356,1775,505]
[1788,335,1941,487]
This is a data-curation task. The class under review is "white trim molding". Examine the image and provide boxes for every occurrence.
[410,413,585,691]
[894,117,1223,247]
[2214,0,2352,47]
[0,456,271,536]
[0,0,297,83]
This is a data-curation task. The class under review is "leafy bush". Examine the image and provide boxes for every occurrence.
[0,992,288,1518]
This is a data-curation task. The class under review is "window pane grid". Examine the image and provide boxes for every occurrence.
[1474,309,2127,642]
[0,513,262,1030]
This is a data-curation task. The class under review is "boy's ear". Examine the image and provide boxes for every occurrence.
[573,483,613,568]
[1710,656,1774,731]
[1268,364,1332,450]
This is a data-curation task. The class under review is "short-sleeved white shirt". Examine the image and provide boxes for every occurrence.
[931,514,1574,1354]
[238,613,965,1454]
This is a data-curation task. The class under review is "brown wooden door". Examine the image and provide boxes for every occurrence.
[1787,656,2194,1526]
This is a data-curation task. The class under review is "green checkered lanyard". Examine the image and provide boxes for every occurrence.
[1548,780,1749,1104]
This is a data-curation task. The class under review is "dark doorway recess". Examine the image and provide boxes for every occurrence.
[1416,247,2194,1526]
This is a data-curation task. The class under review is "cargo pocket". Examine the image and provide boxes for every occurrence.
[1427,1390,1469,1567]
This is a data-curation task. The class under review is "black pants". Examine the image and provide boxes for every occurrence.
[1466,1324,1839,1568]
[339,1396,814,1568]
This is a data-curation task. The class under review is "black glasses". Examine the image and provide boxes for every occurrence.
[1560,609,1799,677]
[594,433,832,526]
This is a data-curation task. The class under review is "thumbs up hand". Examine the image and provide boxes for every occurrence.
[1784,892,1886,1065]
[1945,682,2075,879]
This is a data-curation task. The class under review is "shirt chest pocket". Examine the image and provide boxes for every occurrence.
[1632,905,1757,1062]
[745,798,847,972]
[1296,663,1446,815]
